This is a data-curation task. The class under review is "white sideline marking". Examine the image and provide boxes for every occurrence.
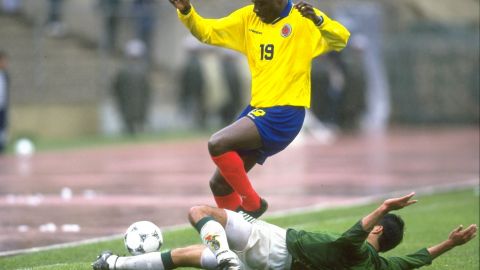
[0,224,191,258]
[0,178,477,258]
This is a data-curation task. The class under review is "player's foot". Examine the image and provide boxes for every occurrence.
[236,198,268,218]
[92,251,117,270]
[216,250,241,270]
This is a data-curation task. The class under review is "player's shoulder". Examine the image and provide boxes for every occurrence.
[240,4,254,11]
[235,4,255,17]
[232,4,260,24]
[223,4,253,22]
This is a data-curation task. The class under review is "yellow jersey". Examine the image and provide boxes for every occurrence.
[178,3,350,108]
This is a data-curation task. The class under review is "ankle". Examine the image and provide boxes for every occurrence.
[106,255,119,269]
[241,196,261,211]
[216,249,236,262]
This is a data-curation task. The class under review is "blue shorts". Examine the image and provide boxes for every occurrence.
[237,105,305,164]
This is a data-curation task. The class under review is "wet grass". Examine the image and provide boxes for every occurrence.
[0,188,478,270]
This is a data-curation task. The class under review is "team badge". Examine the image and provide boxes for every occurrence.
[204,233,221,250]
[281,24,292,38]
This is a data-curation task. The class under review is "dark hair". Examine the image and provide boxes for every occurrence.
[378,213,405,252]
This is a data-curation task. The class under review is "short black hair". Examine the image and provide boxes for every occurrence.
[378,213,405,252]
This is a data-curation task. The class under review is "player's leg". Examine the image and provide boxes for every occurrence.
[188,205,247,269]
[209,117,264,213]
[191,206,292,269]
[189,205,290,270]
[189,205,255,252]
[171,245,218,269]
[92,245,218,270]
[208,116,263,156]
[210,153,258,211]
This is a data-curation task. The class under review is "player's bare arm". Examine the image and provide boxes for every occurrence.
[361,192,417,231]
[294,1,323,25]
[427,224,478,259]
[169,0,191,15]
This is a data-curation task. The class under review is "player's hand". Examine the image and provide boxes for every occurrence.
[295,1,323,25]
[382,192,418,212]
[169,0,191,15]
[447,224,478,246]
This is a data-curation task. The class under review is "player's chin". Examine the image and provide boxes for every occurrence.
[259,16,274,23]
[255,13,273,23]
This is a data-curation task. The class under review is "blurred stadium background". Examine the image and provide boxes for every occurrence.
[1,0,478,138]
[0,0,478,255]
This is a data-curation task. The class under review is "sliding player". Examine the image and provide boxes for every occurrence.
[93,192,478,270]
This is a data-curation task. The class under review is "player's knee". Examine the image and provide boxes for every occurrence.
[188,205,209,224]
[208,133,229,156]
[190,204,210,213]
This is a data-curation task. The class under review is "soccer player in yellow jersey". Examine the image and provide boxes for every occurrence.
[169,0,350,217]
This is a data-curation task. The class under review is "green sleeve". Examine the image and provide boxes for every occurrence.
[178,5,247,53]
[383,248,433,269]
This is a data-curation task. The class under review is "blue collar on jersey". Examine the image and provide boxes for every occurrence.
[271,0,293,24]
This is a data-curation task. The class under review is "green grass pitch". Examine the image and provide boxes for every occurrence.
[0,188,478,270]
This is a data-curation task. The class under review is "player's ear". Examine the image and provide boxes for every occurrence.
[371,225,383,235]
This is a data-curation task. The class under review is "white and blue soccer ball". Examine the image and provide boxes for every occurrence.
[124,221,163,255]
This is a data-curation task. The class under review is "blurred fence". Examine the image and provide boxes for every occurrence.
[1,0,479,140]
[385,24,479,123]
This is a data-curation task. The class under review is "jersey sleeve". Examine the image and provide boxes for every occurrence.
[311,9,350,57]
[177,6,246,54]
[382,248,433,270]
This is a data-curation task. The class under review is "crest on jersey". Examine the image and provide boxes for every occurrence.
[281,24,292,38]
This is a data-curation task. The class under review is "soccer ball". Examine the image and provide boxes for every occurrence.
[124,221,163,255]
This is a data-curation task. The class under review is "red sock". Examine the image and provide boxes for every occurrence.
[214,192,242,210]
[212,151,260,211]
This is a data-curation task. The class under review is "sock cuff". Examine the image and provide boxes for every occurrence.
[211,151,241,164]
[161,250,175,270]
[195,216,215,233]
